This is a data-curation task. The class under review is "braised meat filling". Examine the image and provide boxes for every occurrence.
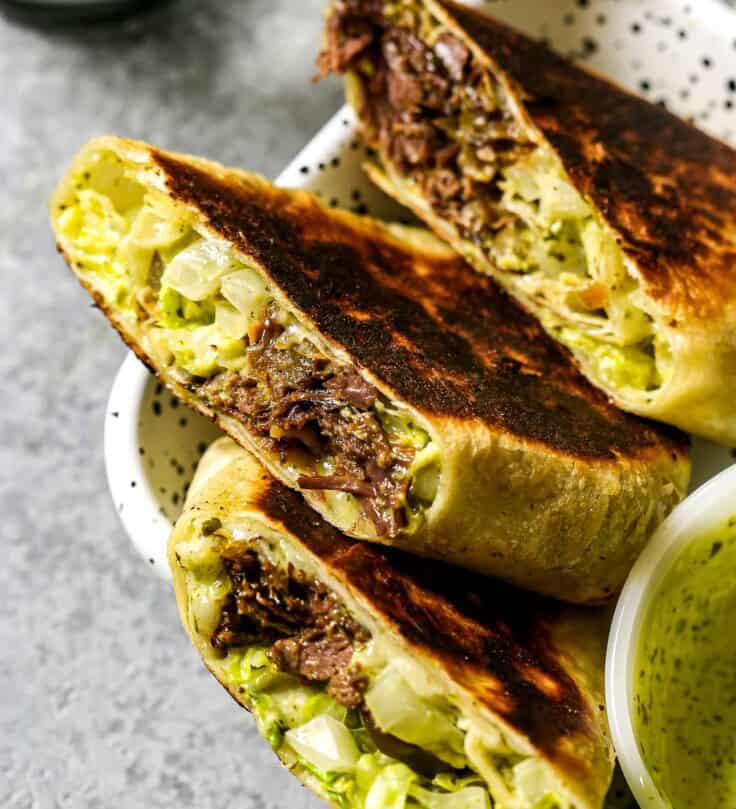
[320,0,534,261]
[320,2,678,398]
[212,545,370,708]
[193,305,417,537]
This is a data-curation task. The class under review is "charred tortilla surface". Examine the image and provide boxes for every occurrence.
[436,0,736,319]
[153,149,686,461]
[251,468,603,778]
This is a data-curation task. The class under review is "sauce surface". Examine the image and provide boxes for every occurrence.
[634,514,736,809]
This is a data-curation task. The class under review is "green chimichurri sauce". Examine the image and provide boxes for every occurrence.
[634,514,736,809]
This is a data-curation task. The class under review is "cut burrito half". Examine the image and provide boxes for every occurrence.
[50,136,690,603]
[319,0,736,445]
[170,437,616,809]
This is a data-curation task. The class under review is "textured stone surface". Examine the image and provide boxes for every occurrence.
[0,3,341,807]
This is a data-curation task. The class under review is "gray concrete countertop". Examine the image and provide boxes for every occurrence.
[1,3,342,806]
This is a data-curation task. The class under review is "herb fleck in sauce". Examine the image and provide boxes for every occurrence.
[634,515,736,809]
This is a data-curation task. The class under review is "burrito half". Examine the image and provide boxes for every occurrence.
[50,136,689,602]
[170,438,616,809]
[319,0,736,445]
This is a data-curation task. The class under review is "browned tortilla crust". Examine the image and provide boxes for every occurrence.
[436,0,736,320]
[250,467,603,781]
[149,148,685,461]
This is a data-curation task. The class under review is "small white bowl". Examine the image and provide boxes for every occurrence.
[606,462,736,809]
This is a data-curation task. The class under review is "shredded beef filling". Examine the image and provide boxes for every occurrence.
[321,1,534,252]
[192,306,415,536]
[212,546,370,708]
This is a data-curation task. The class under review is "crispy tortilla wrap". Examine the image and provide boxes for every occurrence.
[50,136,689,602]
[170,438,616,809]
[320,0,736,445]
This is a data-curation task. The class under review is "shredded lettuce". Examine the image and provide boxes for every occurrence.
[376,405,430,451]
[558,327,656,393]
[218,634,562,809]
[512,760,565,809]
[158,286,215,329]
[286,715,362,773]
[161,239,237,301]
[221,267,270,324]
[173,518,571,809]
[411,785,491,809]
[56,151,445,531]
[365,667,466,767]
[125,199,187,249]
[491,107,670,397]
[56,188,132,303]
[358,754,417,809]
[374,8,672,399]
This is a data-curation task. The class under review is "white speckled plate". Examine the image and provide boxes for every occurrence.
[105,0,736,579]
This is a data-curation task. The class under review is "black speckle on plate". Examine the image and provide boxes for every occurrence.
[582,36,597,54]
